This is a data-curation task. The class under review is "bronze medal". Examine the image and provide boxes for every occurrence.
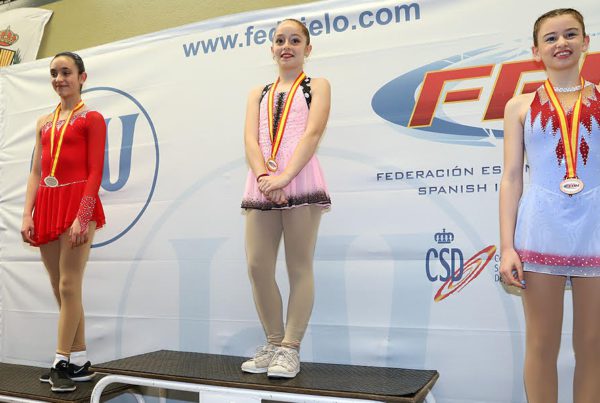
[559,177,584,195]
[544,78,585,196]
[266,158,278,172]
[266,72,306,173]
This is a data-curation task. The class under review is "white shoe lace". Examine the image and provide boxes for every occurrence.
[253,344,276,361]
[270,348,298,370]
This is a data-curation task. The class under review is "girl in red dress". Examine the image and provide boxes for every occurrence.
[21,52,106,393]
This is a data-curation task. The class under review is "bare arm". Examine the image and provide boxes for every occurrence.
[498,93,531,288]
[259,78,331,193]
[21,116,46,244]
[243,86,288,204]
[244,86,269,178]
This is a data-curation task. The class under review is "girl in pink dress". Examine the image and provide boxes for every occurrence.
[241,19,331,378]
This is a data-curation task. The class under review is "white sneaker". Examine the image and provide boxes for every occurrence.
[241,344,278,373]
[267,347,300,378]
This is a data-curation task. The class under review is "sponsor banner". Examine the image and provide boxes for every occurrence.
[0,7,52,67]
[0,1,598,402]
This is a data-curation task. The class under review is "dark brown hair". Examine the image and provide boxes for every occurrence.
[52,52,86,92]
[53,51,85,74]
[533,8,585,47]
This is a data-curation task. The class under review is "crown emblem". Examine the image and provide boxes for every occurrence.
[434,228,454,244]
[0,27,19,47]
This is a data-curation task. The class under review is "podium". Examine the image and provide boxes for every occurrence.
[92,350,438,403]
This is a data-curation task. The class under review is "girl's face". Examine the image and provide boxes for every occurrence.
[271,21,311,70]
[532,14,589,71]
[50,56,86,98]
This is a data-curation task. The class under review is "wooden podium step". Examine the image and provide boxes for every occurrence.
[93,350,438,403]
[0,362,128,403]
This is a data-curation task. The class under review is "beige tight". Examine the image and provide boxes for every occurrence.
[39,222,96,356]
[245,205,322,349]
[522,272,600,403]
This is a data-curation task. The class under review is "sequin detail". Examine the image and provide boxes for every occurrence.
[581,136,589,165]
[556,137,564,165]
[241,191,331,210]
[518,249,600,267]
[530,83,599,170]
[77,195,96,233]
[259,77,312,108]
[41,111,89,133]
[272,92,286,138]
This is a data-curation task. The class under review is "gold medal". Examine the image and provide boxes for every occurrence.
[544,78,585,196]
[266,72,306,172]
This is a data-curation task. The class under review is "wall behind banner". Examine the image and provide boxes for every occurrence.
[37,0,317,58]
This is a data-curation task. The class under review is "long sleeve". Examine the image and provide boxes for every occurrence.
[77,111,106,232]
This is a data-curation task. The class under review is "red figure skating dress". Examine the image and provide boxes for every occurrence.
[32,110,106,246]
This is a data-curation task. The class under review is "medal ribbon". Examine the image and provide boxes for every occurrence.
[267,72,306,162]
[544,77,584,179]
[48,100,85,177]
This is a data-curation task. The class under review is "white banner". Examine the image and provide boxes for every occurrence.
[0,7,52,67]
[1,1,599,402]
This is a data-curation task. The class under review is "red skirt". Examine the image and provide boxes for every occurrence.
[32,181,105,246]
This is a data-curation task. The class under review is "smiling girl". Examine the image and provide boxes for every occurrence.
[240,19,331,378]
[499,8,600,403]
[21,52,106,393]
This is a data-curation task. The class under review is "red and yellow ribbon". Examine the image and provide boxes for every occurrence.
[544,77,584,179]
[267,72,306,169]
[48,100,85,178]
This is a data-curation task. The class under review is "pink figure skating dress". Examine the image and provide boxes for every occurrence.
[242,77,331,210]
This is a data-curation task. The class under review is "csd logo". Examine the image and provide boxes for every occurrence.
[426,229,463,283]
[83,87,159,247]
[425,229,496,302]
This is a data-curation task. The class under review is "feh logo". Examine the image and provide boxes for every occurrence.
[372,43,600,145]
[426,228,496,302]
[83,87,159,247]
